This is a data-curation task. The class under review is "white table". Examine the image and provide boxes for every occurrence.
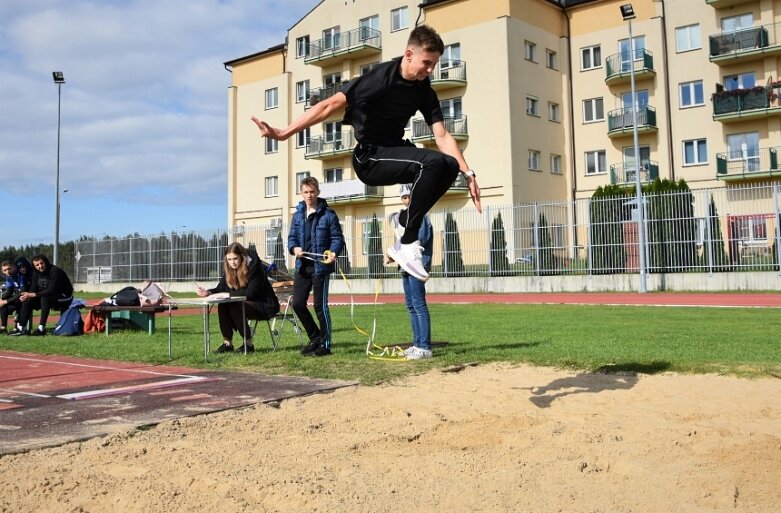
[167,296,247,361]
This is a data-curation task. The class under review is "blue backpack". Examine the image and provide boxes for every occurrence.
[54,300,85,336]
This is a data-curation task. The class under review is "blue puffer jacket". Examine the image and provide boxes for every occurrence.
[288,198,345,275]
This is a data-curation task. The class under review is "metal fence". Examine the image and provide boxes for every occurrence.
[72,182,781,283]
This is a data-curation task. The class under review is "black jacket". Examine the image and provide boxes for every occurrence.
[30,254,73,300]
[208,250,280,318]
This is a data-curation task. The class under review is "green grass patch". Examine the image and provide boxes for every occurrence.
[1,303,779,384]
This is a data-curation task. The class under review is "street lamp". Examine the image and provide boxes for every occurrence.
[57,189,69,251]
[620,4,648,293]
[52,71,65,265]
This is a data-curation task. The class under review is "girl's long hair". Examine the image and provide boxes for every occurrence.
[223,242,249,290]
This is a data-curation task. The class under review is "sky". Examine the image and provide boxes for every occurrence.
[0,0,318,246]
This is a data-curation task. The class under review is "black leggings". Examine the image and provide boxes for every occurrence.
[216,302,270,343]
[291,265,332,348]
[353,143,459,244]
[17,295,71,329]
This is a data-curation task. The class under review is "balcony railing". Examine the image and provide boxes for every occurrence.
[716,146,781,180]
[712,86,771,117]
[305,130,355,159]
[318,178,382,203]
[706,0,754,8]
[607,106,657,137]
[411,116,468,142]
[430,61,467,91]
[605,49,655,85]
[305,27,381,66]
[709,24,779,61]
[306,83,342,109]
[609,161,659,185]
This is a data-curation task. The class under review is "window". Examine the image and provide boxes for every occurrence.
[296,80,310,103]
[441,44,461,69]
[528,150,541,170]
[546,49,558,70]
[732,215,768,244]
[296,128,310,149]
[581,45,601,70]
[680,80,704,108]
[360,62,380,75]
[727,132,760,172]
[724,72,755,91]
[524,41,537,62]
[618,36,645,72]
[265,176,278,197]
[721,13,753,33]
[296,35,310,58]
[361,220,382,255]
[265,88,278,109]
[323,26,340,50]
[676,24,701,52]
[585,150,607,175]
[265,227,280,259]
[550,154,562,174]
[440,97,462,118]
[683,139,708,165]
[623,145,651,180]
[359,15,379,40]
[324,167,343,183]
[265,138,278,154]
[324,121,342,149]
[548,102,560,122]
[621,89,649,111]
[391,6,408,32]
[583,98,604,123]
[295,171,310,187]
[324,72,342,88]
[526,96,539,116]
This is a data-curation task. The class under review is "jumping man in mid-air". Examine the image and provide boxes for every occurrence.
[252,24,481,282]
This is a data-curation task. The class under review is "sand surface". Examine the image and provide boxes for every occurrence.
[1,363,779,513]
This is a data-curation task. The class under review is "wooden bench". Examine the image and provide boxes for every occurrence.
[86,304,170,335]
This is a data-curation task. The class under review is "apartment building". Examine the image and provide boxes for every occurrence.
[224,0,780,261]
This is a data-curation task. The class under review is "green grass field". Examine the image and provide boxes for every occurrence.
[1,300,779,384]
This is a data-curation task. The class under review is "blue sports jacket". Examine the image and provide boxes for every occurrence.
[288,198,345,275]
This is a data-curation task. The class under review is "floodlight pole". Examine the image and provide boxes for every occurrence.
[624,8,648,293]
[53,72,65,266]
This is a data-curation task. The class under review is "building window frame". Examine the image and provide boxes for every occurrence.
[580,44,602,70]
[583,97,604,123]
[265,88,278,110]
[391,6,409,32]
[675,24,701,52]
[679,80,704,108]
[585,150,607,175]
[524,40,537,62]
[683,139,708,166]
[265,176,279,198]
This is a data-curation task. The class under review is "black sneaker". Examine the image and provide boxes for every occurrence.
[311,345,332,357]
[300,340,321,356]
[215,343,234,353]
[8,329,29,337]
[236,344,255,353]
[31,328,46,337]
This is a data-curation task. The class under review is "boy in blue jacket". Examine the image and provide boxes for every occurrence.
[288,177,344,356]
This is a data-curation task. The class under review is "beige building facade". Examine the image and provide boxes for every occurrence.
[225,0,781,250]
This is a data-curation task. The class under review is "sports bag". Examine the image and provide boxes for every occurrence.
[54,302,84,336]
[112,286,140,307]
[83,309,106,334]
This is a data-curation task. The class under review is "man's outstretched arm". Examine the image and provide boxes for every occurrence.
[251,92,348,141]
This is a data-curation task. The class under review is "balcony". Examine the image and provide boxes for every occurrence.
[609,161,659,185]
[305,27,381,67]
[716,147,781,181]
[318,178,382,204]
[429,62,467,92]
[709,24,780,63]
[410,116,469,143]
[305,83,341,109]
[446,173,470,194]
[705,0,754,8]
[607,106,657,138]
[711,86,781,122]
[305,130,355,160]
[605,49,655,86]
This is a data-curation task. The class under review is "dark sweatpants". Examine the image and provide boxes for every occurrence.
[216,301,271,342]
[291,265,332,349]
[353,143,460,245]
[17,294,71,329]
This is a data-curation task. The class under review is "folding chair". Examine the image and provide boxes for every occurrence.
[251,281,303,351]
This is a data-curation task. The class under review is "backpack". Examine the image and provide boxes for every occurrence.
[83,309,106,334]
[54,303,84,336]
[139,281,167,306]
[111,286,140,306]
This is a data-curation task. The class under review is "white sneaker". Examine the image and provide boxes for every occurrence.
[387,241,429,282]
[388,212,405,241]
[406,347,433,360]
[403,346,416,356]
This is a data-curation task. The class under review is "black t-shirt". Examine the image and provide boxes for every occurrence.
[341,58,443,146]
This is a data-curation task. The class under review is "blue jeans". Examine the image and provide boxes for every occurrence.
[402,273,430,350]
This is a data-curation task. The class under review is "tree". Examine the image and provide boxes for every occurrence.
[489,212,511,276]
[537,213,558,276]
[705,195,729,271]
[367,214,384,278]
[442,212,466,277]
[589,185,630,274]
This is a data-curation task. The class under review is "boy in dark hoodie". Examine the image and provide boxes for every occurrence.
[0,258,32,333]
[10,254,74,336]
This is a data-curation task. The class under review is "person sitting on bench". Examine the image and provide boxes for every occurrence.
[196,242,280,353]
[11,254,74,337]
[0,258,32,333]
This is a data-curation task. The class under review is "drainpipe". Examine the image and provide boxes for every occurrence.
[564,9,580,250]
[655,0,676,181]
